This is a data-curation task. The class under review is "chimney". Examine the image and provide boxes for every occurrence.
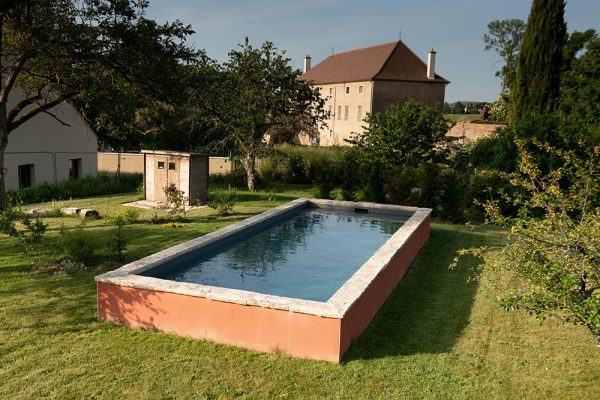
[303,55,312,73]
[427,49,436,80]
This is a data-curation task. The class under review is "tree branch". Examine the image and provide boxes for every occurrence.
[1,53,28,104]
[8,94,74,133]
[41,110,71,127]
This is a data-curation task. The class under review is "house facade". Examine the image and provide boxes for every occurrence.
[3,89,98,191]
[299,41,449,146]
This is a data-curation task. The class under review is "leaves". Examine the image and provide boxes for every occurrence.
[456,140,600,345]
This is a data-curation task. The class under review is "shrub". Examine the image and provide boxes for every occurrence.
[0,202,48,252]
[164,183,188,219]
[60,227,97,265]
[488,97,509,122]
[7,172,142,205]
[107,218,128,261]
[105,208,140,225]
[208,189,237,216]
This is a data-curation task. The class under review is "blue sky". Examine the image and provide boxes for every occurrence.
[145,1,600,102]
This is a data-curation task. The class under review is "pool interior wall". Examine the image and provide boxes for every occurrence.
[96,199,432,362]
[141,205,409,302]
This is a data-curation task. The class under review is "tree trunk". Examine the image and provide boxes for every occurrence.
[0,101,8,211]
[0,15,6,211]
[242,154,257,192]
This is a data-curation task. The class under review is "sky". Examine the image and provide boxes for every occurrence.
[145,0,600,103]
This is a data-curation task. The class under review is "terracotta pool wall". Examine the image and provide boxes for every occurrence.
[96,200,431,362]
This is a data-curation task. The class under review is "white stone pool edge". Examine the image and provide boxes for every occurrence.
[95,198,432,319]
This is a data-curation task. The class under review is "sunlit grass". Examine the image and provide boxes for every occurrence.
[0,187,598,399]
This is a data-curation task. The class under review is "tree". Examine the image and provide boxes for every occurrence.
[560,30,600,128]
[199,39,325,191]
[484,18,526,94]
[351,100,454,167]
[454,140,599,346]
[510,0,567,123]
[0,0,198,209]
[452,101,465,114]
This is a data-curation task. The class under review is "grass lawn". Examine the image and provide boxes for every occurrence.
[444,114,480,122]
[1,187,598,399]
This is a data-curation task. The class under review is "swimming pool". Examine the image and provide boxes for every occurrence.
[96,199,431,362]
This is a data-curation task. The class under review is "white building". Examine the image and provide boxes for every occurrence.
[4,90,98,191]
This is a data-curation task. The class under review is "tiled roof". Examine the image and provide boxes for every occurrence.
[298,41,449,85]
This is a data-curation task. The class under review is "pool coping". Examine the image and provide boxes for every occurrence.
[95,199,432,319]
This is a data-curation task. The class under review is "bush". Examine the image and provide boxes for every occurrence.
[258,144,347,185]
[60,227,97,265]
[488,97,509,122]
[208,189,237,216]
[107,218,128,261]
[105,208,140,225]
[8,172,142,204]
[209,168,247,188]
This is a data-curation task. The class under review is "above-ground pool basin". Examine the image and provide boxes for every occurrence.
[96,199,431,362]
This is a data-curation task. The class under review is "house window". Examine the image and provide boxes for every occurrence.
[169,162,176,171]
[18,164,34,189]
[337,105,342,120]
[68,158,82,180]
[328,105,332,119]
[357,105,363,121]
[344,105,349,121]
[329,87,333,95]
[345,86,350,95]
[358,85,363,94]
[158,161,165,169]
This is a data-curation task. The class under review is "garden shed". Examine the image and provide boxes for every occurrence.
[142,150,209,205]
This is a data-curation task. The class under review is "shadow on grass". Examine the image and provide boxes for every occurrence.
[343,224,492,361]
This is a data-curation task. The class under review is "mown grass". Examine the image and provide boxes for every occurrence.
[444,113,480,122]
[0,188,598,399]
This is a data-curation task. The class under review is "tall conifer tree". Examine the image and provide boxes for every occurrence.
[510,0,567,123]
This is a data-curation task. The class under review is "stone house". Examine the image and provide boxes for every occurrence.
[298,40,449,146]
[3,89,98,191]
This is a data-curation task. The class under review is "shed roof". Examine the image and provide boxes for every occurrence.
[298,41,449,85]
[141,150,208,157]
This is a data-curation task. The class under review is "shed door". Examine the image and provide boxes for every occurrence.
[154,156,168,203]
[167,157,180,193]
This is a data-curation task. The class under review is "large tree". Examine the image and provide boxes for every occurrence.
[0,0,198,209]
[483,18,526,94]
[199,39,325,191]
[510,0,567,123]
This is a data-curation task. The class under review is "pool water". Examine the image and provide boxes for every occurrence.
[144,209,406,301]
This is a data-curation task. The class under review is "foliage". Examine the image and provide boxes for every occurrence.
[199,39,326,191]
[483,19,526,94]
[511,0,566,123]
[163,183,188,219]
[108,218,128,261]
[560,30,600,127]
[105,208,140,226]
[60,226,97,265]
[488,97,509,122]
[259,144,346,185]
[162,222,184,229]
[7,172,142,204]
[349,99,455,167]
[454,141,599,345]
[0,201,47,252]
[0,0,199,209]
[208,189,237,216]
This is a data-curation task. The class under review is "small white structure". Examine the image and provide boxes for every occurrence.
[142,150,208,205]
[4,92,98,191]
